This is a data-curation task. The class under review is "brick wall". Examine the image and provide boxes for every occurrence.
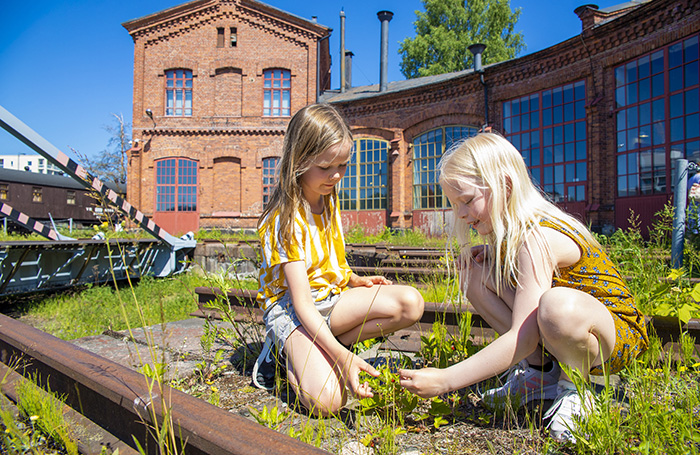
[329,0,700,233]
[123,0,329,233]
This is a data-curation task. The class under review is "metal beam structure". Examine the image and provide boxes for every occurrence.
[0,105,196,297]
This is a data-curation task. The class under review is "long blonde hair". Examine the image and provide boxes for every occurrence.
[438,133,600,295]
[259,103,353,248]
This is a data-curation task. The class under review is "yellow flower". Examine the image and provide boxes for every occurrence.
[692,362,700,369]
[678,366,687,373]
[210,386,219,393]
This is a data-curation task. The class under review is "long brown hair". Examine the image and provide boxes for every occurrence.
[258,103,353,248]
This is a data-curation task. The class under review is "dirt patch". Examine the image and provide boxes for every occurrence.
[177,352,576,455]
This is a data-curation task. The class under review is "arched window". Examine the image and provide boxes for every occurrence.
[262,157,279,208]
[412,126,479,209]
[339,139,388,210]
[263,69,291,117]
[165,69,193,116]
[156,158,198,212]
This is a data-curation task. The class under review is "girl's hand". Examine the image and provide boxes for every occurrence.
[348,273,392,287]
[470,244,487,264]
[341,352,380,398]
[397,367,449,398]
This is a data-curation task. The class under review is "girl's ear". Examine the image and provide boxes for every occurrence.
[505,175,513,200]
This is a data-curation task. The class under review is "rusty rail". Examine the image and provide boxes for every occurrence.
[193,287,700,354]
[0,313,330,455]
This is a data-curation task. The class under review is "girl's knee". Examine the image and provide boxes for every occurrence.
[399,287,424,321]
[304,384,346,417]
[538,288,589,339]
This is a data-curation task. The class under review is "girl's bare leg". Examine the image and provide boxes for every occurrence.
[329,284,424,346]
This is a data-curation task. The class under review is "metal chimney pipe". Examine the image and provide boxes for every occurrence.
[340,9,346,93]
[344,51,354,91]
[377,10,393,92]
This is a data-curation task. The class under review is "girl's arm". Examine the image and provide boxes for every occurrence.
[400,230,571,398]
[283,260,380,397]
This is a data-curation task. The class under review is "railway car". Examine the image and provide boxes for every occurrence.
[0,168,125,232]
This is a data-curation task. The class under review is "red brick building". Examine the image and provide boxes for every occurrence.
[123,0,331,234]
[124,0,699,236]
[325,0,700,236]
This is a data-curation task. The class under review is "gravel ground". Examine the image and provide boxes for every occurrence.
[179,331,576,455]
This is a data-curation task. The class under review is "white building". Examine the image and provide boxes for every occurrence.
[0,154,63,175]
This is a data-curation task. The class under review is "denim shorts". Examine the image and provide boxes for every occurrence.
[262,289,343,351]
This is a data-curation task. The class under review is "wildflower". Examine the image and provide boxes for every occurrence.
[678,366,687,373]
[211,386,219,393]
[692,362,700,369]
[29,415,39,421]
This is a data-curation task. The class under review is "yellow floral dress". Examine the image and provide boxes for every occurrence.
[541,219,649,375]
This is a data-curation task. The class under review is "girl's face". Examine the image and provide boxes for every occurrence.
[442,178,493,235]
[299,140,352,210]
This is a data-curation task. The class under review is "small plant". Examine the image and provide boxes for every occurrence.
[645,269,700,324]
[249,404,290,431]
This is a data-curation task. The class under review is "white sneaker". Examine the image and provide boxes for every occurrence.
[544,380,594,443]
[481,360,561,408]
[252,336,277,390]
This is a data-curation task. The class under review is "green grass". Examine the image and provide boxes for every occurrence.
[7,274,207,340]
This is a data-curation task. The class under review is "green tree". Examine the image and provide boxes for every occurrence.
[399,0,525,79]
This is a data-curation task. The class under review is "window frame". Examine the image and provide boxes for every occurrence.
[614,33,699,198]
[339,138,389,211]
[412,126,479,209]
[261,156,279,209]
[263,69,291,117]
[503,80,588,204]
[155,158,198,213]
[165,69,193,117]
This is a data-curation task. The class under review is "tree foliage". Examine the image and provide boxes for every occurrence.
[399,0,525,79]
[72,113,129,187]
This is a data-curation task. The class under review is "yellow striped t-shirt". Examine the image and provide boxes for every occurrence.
[256,202,352,312]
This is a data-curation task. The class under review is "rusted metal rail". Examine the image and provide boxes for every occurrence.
[0,313,330,455]
[193,286,700,354]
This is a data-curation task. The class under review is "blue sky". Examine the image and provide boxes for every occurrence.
[0,0,624,162]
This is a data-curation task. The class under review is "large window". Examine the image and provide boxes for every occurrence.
[165,69,193,117]
[156,158,198,212]
[263,69,291,117]
[616,34,699,197]
[262,157,279,209]
[339,139,388,210]
[503,81,588,203]
[412,126,479,209]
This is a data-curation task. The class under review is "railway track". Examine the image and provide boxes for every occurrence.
[193,286,700,355]
[0,312,330,455]
[1,245,698,454]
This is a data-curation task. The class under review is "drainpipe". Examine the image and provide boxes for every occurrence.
[468,43,488,129]
[316,33,331,102]
[672,158,689,268]
[377,10,393,92]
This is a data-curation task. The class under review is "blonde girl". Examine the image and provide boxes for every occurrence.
[399,133,647,442]
[255,104,424,417]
